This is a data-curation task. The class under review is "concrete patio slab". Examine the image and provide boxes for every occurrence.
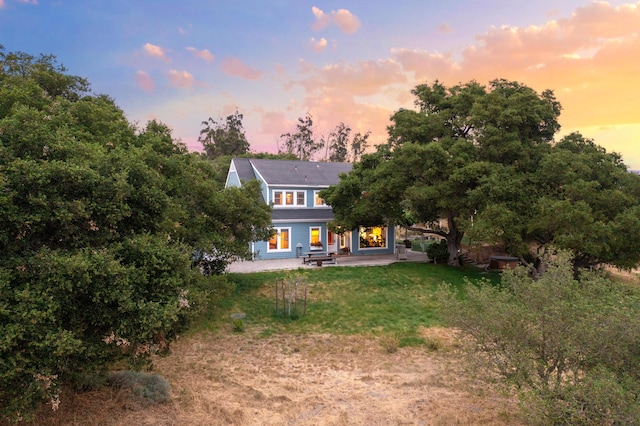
[227,250,430,273]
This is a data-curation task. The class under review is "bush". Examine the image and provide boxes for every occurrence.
[437,251,640,425]
[0,48,272,422]
[108,370,171,405]
[232,319,245,333]
[426,240,448,263]
[380,334,400,353]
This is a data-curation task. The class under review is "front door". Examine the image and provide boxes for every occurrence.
[327,231,338,254]
[338,232,350,254]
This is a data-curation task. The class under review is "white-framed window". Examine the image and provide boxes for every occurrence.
[359,226,388,249]
[272,190,306,207]
[268,227,291,252]
[314,190,327,207]
[273,191,282,205]
[309,226,322,248]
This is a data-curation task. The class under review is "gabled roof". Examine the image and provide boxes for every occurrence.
[246,159,352,187]
[231,158,257,182]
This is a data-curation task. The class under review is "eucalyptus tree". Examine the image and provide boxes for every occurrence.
[199,109,251,159]
[324,122,370,163]
[279,113,323,160]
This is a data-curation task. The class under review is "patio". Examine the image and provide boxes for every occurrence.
[227,249,429,273]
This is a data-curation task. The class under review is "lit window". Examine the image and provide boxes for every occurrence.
[359,226,387,249]
[273,190,306,207]
[273,191,282,205]
[268,228,290,251]
[314,191,326,206]
[310,227,321,246]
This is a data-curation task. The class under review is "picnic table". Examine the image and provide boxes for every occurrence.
[302,251,337,266]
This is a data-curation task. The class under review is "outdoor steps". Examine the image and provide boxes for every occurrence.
[459,252,478,267]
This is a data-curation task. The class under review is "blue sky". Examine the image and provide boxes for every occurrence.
[1,0,639,169]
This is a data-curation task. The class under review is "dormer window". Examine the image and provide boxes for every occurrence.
[273,190,306,207]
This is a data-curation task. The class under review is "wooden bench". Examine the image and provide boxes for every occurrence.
[302,251,337,266]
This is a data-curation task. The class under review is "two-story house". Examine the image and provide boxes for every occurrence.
[225,158,396,260]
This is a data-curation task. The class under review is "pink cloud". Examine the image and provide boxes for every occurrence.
[388,1,640,133]
[143,43,171,62]
[392,48,459,79]
[310,6,361,34]
[135,70,155,92]
[220,57,263,80]
[310,37,328,52]
[221,103,242,117]
[311,6,332,31]
[296,59,406,97]
[566,1,640,40]
[168,70,194,88]
[0,0,5,7]
[186,46,215,62]
[301,87,392,153]
[333,9,360,34]
[438,23,452,33]
[257,110,288,136]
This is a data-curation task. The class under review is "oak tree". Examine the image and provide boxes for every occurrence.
[0,48,272,420]
[324,79,561,265]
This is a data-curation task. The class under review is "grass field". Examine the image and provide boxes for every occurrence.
[198,263,498,337]
[31,263,522,426]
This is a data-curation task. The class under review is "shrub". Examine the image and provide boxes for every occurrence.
[423,336,442,351]
[232,319,245,333]
[380,335,400,353]
[108,371,171,405]
[425,240,448,263]
[437,251,640,425]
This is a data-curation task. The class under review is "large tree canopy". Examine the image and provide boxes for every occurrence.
[324,78,640,269]
[0,48,272,421]
[469,132,640,270]
[324,79,562,265]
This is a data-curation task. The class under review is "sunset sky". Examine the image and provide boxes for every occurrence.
[1,0,639,169]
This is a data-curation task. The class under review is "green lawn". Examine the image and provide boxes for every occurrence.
[195,263,499,344]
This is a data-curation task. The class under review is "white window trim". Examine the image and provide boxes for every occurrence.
[313,190,328,207]
[268,227,292,252]
[272,190,306,208]
[358,226,389,250]
[309,226,322,247]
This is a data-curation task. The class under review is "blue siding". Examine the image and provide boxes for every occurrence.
[254,223,396,259]
[225,159,396,260]
[226,170,241,187]
[255,222,328,260]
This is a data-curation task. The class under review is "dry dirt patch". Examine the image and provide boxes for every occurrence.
[35,328,523,425]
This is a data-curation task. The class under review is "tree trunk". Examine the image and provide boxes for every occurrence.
[446,211,464,266]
